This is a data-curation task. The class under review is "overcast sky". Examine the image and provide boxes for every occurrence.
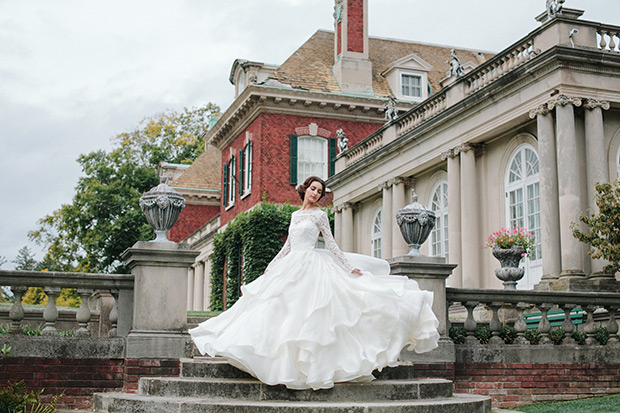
[1,0,619,269]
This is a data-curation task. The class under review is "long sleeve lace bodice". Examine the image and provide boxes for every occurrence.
[269,209,354,272]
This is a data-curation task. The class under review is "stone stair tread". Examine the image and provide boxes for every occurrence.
[148,375,452,385]
[94,392,491,412]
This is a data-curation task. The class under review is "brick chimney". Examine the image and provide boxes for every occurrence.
[333,0,373,95]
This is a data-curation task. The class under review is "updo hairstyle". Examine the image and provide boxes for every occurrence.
[297,176,326,201]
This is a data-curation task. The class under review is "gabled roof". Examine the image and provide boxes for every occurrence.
[171,143,221,190]
[268,30,491,97]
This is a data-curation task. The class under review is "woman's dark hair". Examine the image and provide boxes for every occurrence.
[297,176,326,201]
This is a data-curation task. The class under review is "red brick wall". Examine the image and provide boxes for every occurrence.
[336,21,342,56]
[169,204,220,242]
[347,0,364,53]
[454,362,620,409]
[220,112,381,224]
[0,357,180,410]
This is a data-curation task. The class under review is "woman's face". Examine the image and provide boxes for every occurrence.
[305,181,323,204]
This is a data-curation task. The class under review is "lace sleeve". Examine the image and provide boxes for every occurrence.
[265,236,291,273]
[317,211,355,273]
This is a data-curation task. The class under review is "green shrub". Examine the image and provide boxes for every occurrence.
[572,329,587,345]
[0,381,62,413]
[0,323,9,335]
[449,326,467,344]
[474,325,491,344]
[59,330,75,337]
[499,325,517,344]
[524,329,541,345]
[594,326,609,345]
[22,324,42,336]
[549,327,566,344]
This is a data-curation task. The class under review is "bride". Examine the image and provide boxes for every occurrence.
[190,176,439,390]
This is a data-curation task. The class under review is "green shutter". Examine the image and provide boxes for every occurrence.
[238,149,244,196]
[248,142,252,190]
[223,162,228,206]
[328,138,337,177]
[231,156,236,202]
[290,134,298,186]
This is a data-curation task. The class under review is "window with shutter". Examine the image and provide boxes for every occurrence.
[223,162,228,206]
[329,138,337,177]
[290,134,298,185]
[238,149,244,197]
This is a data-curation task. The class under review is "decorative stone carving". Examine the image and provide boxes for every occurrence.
[336,129,349,153]
[139,179,187,243]
[546,0,565,19]
[440,148,458,160]
[446,49,465,78]
[528,103,551,119]
[395,190,436,256]
[492,245,526,290]
[546,94,582,110]
[583,99,611,111]
[384,95,398,121]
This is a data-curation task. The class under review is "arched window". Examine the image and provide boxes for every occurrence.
[430,181,448,260]
[371,208,382,258]
[505,144,541,288]
[298,136,327,183]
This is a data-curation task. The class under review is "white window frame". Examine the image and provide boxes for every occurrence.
[400,73,422,98]
[430,181,449,261]
[371,207,382,258]
[616,145,620,179]
[242,142,252,197]
[505,144,541,289]
[297,136,328,183]
[227,157,236,208]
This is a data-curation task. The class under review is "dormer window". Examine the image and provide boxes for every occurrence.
[401,74,422,98]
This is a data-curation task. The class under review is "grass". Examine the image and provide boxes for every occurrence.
[512,393,620,412]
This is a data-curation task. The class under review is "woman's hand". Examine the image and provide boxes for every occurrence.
[352,268,363,276]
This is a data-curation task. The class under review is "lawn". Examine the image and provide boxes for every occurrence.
[512,393,620,412]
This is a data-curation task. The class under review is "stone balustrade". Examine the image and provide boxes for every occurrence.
[0,270,134,338]
[597,24,620,52]
[344,130,384,166]
[395,92,447,137]
[447,288,620,346]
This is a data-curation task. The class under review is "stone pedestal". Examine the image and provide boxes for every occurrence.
[387,255,456,363]
[122,241,199,359]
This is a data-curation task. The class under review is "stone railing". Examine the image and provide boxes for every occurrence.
[597,24,620,53]
[395,91,447,137]
[0,270,134,338]
[447,288,620,346]
[344,130,384,166]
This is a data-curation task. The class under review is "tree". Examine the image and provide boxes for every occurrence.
[0,256,6,268]
[571,180,620,276]
[29,104,220,274]
[12,246,38,271]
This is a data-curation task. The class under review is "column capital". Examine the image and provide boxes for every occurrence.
[441,148,459,160]
[352,202,362,212]
[529,103,550,119]
[583,99,610,111]
[343,202,353,209]
[378,181,391,191]
[332,204,343,213]
[547,94,582,110]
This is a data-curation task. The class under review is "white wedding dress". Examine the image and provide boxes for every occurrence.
[190,208,439,390]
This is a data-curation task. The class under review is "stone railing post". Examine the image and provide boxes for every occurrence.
[122,241,199,359]
[387,255,456,362]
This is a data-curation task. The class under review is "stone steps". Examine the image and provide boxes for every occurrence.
[92,358,492,412]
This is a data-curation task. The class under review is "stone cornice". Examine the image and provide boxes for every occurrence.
[206,85,398,150]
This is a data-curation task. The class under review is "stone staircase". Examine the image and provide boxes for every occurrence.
[93,357,491,412]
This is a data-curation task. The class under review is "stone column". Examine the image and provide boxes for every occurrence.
[193,261,205,311]
[392,177,409,256]
[187,266,195,311]
[551,95,586,280]
[203,259,212,311]
[529,104,561,284]
[443,149,462,287]
[122,241,199,359]
[334,205,342,246]
[583,99,616,285]
[459,144,480,288]
[342,202,354,252]
[387,255,456,363]
[380,181,393,259]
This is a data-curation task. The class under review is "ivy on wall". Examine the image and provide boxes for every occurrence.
[209,202,334,311]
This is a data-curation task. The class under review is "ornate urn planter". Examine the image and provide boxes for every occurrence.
[396,190,436,256]
[139,179,186,243]
[492,245,526,290]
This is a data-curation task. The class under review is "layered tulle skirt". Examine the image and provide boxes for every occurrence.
[190,248,439,390]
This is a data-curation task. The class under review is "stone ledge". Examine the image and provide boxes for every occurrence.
[1,336,125,359]
[455,343,620,364]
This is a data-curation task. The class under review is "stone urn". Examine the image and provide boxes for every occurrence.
[492,245,526,290]
[139,179,186,243]
[395,190,436,256]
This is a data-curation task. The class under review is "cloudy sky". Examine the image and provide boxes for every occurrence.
[1,0,619,269]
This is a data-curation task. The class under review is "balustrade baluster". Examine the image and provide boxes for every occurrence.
[9,286,27,335]
[109,289,119,337]
[583,305,597,345]
[464,301,479,344]
[76,288,92,337]
[561,304,577,345]
[606,305,619,344]
[488,302,504,345]
[538,303,552,344]
[599,30,608,50]
[609,32,617,52]
[514,302,529,344]
[42,287,60,336]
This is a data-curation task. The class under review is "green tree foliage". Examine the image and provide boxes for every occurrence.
[571,180,620,276]
[12,246,38,271]
[0,256,6,268]
[29,104,220,274]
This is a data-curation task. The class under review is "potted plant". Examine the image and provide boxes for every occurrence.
[484,227,534,289]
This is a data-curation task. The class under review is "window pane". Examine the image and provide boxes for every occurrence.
[298,136,327,183]
[401,74,422,97]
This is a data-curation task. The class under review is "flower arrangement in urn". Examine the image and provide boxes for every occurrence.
[484,227,535,289]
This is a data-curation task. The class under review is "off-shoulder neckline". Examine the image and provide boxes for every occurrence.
[296,208,323,213]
